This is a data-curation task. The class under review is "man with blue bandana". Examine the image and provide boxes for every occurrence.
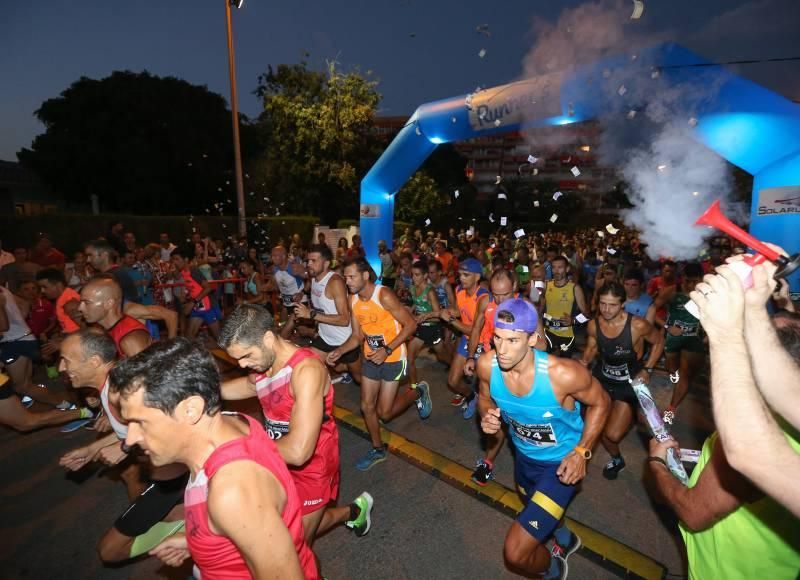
[477,299,610,579]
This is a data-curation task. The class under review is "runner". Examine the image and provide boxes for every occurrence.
[622,268,656,323]
[442,257,489,418]
[170,247,222,340]
[112,338,318,579]
[654,262,706,424]
[78,277,151,357]
[647,259,678,324]
[579,282,665,479]
[238,258,268,306]
[267,244,308,335]
[542,256,589,358]
[406,260,449,393]
[58,330,187,563]
[218,304,373,548]
[327,257,431,471]
[478,299,610,578]
[294,244,361,384]
[427,259,456,359]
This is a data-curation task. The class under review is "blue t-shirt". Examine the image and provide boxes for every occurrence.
[624,293,653,318]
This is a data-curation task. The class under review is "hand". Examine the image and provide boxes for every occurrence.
[326,349,342,365]
[97,444,128,466]
[292,291,305,304]
[689,266,746,340]
[93,414,111,433]
[366,347,388,365]
[634,368,650,384]
[59,446,96,471]
[556,452,587,485]
[648,437,679,462]
[665,324,682,337]
[772,278,796,313]
[293,303,311,319]
[480,407,502,435]
[464,358,476,377]
[41,340,61,356]
[149,533,190,567]
[181,301,194,316]
[746,260,780,310]
[559,315,572,327]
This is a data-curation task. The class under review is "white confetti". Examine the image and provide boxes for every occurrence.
[631,0,644,19]
[550,214,558,223]
[606,247,617,255]
[187,162,192,167]
[657,164,668,172]
[226,181,230,185]
[249,192,254,196]
[627,110,637,119]
[606,224,619,235]
[497,192,507,200]
[415,126,422,136]
[514,228,525,239]
[597,230,605,238]
[479,48,487,58]
[495,176,503,186]
[570,166,581,177]
[534,201,540,207]
[618,85,627,96]
[553,191,563,201]
[454,189,460,199]
[521,265,529,273]
[651,69,660,79]
[692,191,700,196]
[202,154,208,158]
[489,213,495,223]
[533,168,539,175]
[467,227,475,236]
[500,216,507,226]
[425,218,431,226]
[451,116,457,124]
[494,119,501,127]
[527,155,539,164]
[688,117,698,127]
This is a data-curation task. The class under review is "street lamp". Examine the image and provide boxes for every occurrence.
[225,0,247,237]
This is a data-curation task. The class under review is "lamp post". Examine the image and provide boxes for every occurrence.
[225,0,246,237]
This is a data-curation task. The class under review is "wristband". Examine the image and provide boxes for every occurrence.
[645,367,654,373]
[574,445,592,459]
[647,456,668,468]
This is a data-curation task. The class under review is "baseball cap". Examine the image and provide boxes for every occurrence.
[459,258,483,274]
[494,299,538,334]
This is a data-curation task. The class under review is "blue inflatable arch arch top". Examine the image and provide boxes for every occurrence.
[359,43,800,292]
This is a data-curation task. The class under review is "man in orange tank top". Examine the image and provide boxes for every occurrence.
[36,268,83,355]
[328,257,432,471]
[113,339,318,579]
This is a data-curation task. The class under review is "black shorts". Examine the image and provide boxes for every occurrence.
[544,330,576,358]
[311,335,360,364]
[114,472,189,536]
[414,324,443,347]
[0,339,39,364]
[593,368,639,407]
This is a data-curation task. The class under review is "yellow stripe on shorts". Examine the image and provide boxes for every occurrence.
[532,491,564,520]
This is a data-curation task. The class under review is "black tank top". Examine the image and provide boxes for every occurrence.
[595,314,641,383]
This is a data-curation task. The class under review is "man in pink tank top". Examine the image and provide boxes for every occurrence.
[111,338,318,579]
[219,304,374,549]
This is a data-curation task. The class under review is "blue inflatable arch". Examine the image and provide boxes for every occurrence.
[360,43,800,292]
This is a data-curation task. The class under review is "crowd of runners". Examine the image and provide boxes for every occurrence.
[1,219,798,578]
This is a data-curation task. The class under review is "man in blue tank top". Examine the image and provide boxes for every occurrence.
[477,299,610,579]
[622,268,655,323]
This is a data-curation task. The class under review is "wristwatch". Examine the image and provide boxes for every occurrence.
[574,445,592,459]
[645,367,654,374]
[383,345,394,356]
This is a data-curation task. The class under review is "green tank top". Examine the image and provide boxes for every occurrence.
[667,293,700,336]
[411,284,436,325]
[679,426,800,579]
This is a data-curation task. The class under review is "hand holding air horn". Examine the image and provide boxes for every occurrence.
[685,199,800,318]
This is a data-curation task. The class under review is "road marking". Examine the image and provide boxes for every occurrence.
[333,405,666,580]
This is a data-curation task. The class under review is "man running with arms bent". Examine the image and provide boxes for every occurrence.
[478,299,610,578]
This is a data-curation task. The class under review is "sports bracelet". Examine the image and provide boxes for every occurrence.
[647,456,668,468]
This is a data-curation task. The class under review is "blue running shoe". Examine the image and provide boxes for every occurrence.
[462,396,478,420]
[355,446,387,471]
[340,373,353,384]
[60,419,92,433]
[415,381,432,419]
[20,396,34,409]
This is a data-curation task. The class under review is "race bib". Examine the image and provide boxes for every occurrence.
[365,334,386,351]
[543,313,563,329]
[281,293,297,307]
[265,417,290,440]
[505,415,557,447]
[674,320,699,337]
[602,362,630,381]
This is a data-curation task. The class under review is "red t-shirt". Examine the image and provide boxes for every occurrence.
[183,413,318,580]
[31,248,66,269]
[26,297,55,336]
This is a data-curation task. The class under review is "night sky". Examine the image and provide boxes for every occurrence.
[2,0,799,160]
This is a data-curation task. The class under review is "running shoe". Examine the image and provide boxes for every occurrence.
[471,458,494,486]
[345,491,374,537]
[46,366,60,379]
[669,370,680,384]
[56,401,77,411]
[450,393,465,407]
[415,381,432,419]
[339,373,354,384]
[543,554,568,580]
[20,395,34,409]
[462,396,478,420]
[551,531,582,563]
[602,456,626,480]
[355,446,387,471]
[60,419,92,433]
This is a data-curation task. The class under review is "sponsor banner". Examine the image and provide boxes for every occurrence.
[360,204,381,219]
[467,75,563,132]
[757,186,800,216]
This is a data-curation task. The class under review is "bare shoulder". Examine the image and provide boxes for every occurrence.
[631,315,653,336]
[548,356,590,388]
[476,350,494,378]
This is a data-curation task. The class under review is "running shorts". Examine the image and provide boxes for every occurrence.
[362,358,407,382]
[414,324,443,347]
[665,334,705,354]
[515,453,578,543]
[189,305,222,326]
[0,340,40,364]
[114,472,189,536]
[593,368,638,407]
[311,335,360,364]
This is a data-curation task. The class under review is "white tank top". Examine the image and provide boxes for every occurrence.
[0,287,35,343]
[311,271,352,346]
[100,377,128,440]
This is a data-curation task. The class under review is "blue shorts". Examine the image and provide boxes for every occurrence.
[455,335,483,359]
[515,453,577,543]
[190,305,222,325]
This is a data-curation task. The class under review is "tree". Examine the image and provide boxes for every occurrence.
[251,58,382,224]
[394,171,447,228]
[18,71,259,214]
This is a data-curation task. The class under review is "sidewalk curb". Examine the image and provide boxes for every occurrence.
[334,405,667,580]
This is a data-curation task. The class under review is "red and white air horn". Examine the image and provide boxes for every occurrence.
[685,199,799,319]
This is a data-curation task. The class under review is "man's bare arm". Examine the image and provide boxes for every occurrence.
[277,359,326,466]
[220,375,257,401]
[380,288,418,350]
[119,330,152,358]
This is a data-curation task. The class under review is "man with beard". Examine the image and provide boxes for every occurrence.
[580,282,664,480]
[543,256,589,358]
[478,299,610,578]
[219,305,373,548]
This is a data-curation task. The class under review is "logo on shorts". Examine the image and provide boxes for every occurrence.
[529,520,539,529]
[303,498,324,507]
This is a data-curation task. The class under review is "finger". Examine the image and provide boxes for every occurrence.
[703,272,730,294]
[712,266,743,293]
